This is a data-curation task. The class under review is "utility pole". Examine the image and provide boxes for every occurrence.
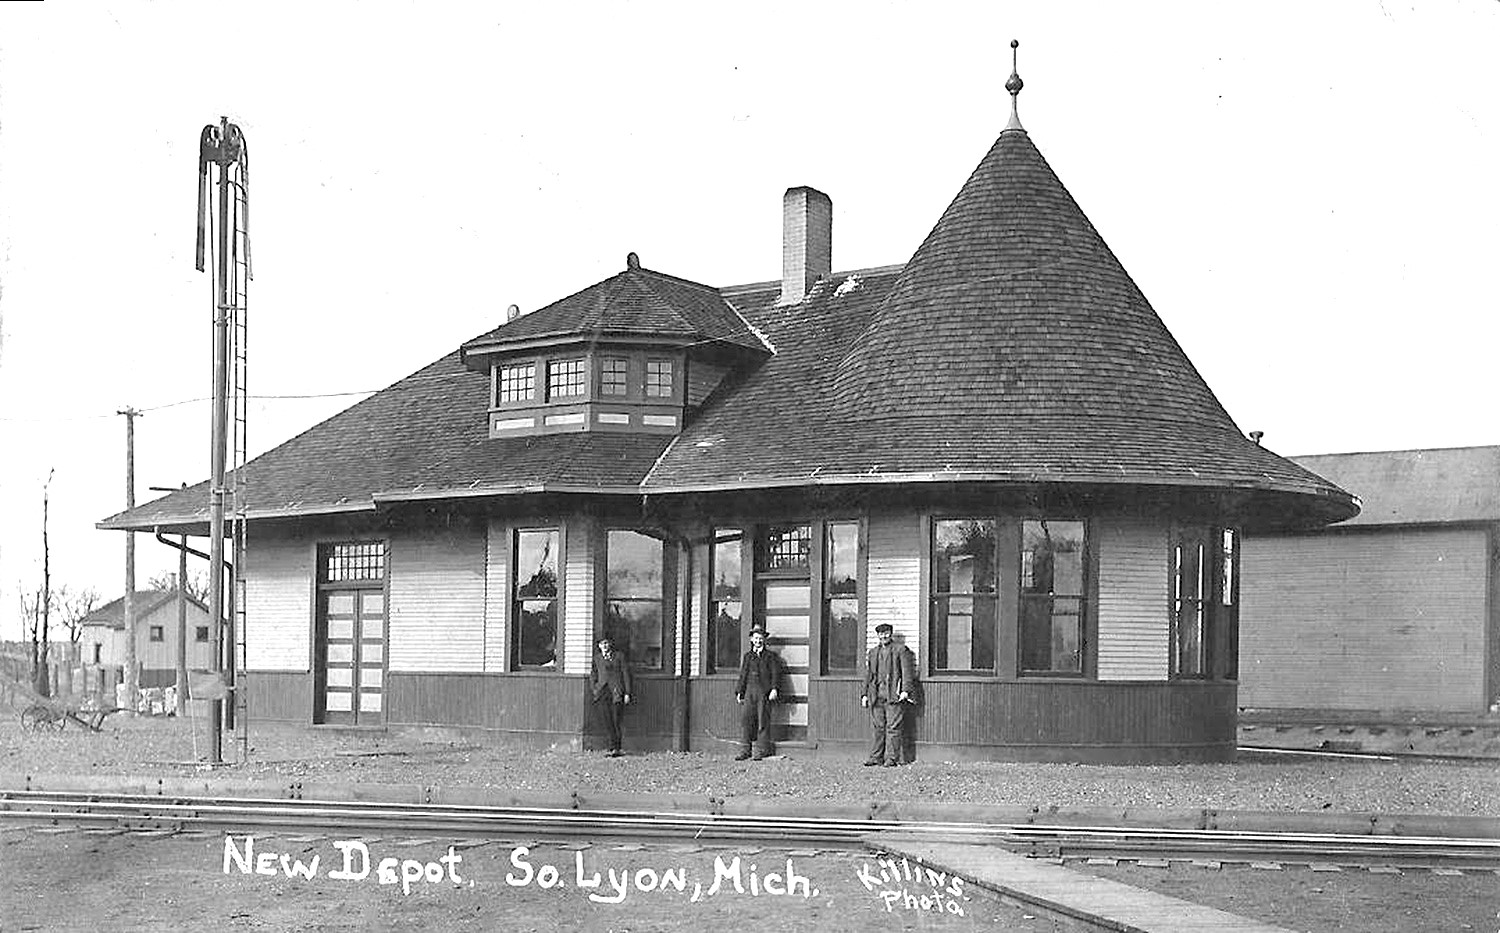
[118,407,142,712]
[198,116,246,764]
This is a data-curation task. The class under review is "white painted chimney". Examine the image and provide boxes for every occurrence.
[780,186,832,305]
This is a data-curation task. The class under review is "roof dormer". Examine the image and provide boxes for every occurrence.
[460,253,772,439]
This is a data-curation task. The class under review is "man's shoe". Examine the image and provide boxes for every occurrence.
[733,750,751,761]
[751,752,767,760]
[882,761,898,767]
[862,759,882,767]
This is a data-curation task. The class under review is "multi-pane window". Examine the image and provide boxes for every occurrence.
[149,626,164,642]
[930,519,997,673]
[645,360,674,398]
[709,530,743,673]
[757,524,811,572]
[1171,529,1209,678]
[823,521,860,674]
[512,529,559,668]
[1019,520,1085,675]
[547,358,586,400]
[497,362,536,403]
[196,626,210,643]
[604,530,666,670]
[600,357,630,396]
[321,541,385,583]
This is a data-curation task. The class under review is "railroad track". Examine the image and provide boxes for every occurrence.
[4,788,1498,870]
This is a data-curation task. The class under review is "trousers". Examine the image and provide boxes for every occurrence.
[740,696,774,756]
[868,701,906,765]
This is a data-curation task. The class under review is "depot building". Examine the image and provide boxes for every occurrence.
[103,68,1356,763]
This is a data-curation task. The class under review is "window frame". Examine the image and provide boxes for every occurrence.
[495,360,539,406]
[148,625,165,643]
[602,528,673,673]
[546,357,588,402]
[706,527,747,675]
[644,358,675,399]
[926,516,1002,677]
[510,526,562,672]
[1017,518,1090,678]
[1169,524,1239,681]
[820,518,865,676]
[598,356,631,398]
[195,625,210,643]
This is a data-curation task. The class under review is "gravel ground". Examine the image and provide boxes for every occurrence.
[4,715,1497,817]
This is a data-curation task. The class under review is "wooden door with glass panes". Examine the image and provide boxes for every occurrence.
[314,542,387,725]
[754,524,812,743]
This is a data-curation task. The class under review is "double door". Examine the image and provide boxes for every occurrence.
[315,588,386,725]
[756,579,811,743]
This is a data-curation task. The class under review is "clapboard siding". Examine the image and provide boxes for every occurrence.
[1241,528,1488,711]
[484,521,508,672]
[1095,518,1169,681]
[689,538,708,675]
[388,524,486,672]
[563,521,593,674]
[867,511,921,650]
[242,533,313,671]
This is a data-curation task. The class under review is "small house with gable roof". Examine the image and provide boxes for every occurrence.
[101,56,1355,762]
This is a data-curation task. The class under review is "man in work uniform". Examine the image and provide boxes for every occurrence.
[734,625,784,761]
[861,622,916,767]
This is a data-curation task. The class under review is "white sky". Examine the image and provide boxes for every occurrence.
[1,1,1497,641]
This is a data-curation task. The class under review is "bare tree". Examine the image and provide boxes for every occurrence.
[145,570,209,602]
[57,586,101,645]
[30,470,55,697]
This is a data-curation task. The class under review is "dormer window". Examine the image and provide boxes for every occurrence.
[645,360,674,398]
[600,358,630,397]
[498,363,536,404]
[547,359,586,400]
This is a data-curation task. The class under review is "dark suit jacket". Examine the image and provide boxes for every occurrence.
[589,649,632,703]
[736,647,785,701]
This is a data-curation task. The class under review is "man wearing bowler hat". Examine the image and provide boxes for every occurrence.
[734,625,785,760]
[861,623,916,766]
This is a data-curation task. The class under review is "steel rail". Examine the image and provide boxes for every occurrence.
[3,789,1497,868]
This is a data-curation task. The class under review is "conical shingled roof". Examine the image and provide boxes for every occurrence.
[462,257,769,354]
[834,128,1235,428]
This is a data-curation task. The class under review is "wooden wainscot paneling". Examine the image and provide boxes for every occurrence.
[688,675,745,754]
[245,671,312,722]
[914,679,1236,763]
[583,675,684,753]
[385,672,588,749]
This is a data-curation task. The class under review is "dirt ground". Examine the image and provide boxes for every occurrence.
[0,824,1060,933]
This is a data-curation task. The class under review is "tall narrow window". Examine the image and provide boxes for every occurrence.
[1219,528,1239,680]
[547,359,586,400]
[930,519,997,673]
[1171,529,1208,678]
[708,530,743,673]
[600,357,630,397]
[497,362,536,403]
[1019,520,1085,674]
[512,529,559,669]
[823,521,860,674]
[645,359,674,398]
[605,530,666,670]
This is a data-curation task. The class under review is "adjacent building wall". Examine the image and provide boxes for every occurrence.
[1241,527,1489,711]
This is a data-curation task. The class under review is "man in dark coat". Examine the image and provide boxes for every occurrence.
[589,634,632,757]
[734,625,784,760]
[861,623,917,766]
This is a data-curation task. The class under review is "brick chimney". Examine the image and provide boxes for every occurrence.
[780,186,832,305]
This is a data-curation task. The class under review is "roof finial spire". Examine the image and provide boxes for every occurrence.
[1005,39,1025,131]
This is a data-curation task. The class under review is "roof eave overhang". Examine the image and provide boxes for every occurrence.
[460,331,700,364]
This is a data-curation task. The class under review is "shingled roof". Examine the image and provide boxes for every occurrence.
[101,118,1356,534]
[1286,446,1500,527]
[461,255,770,358]
[643,128,1356,524]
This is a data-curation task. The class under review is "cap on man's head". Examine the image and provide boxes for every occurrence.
[749,625,768,636]
[874,623,894,634]
[597,634,613,644]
